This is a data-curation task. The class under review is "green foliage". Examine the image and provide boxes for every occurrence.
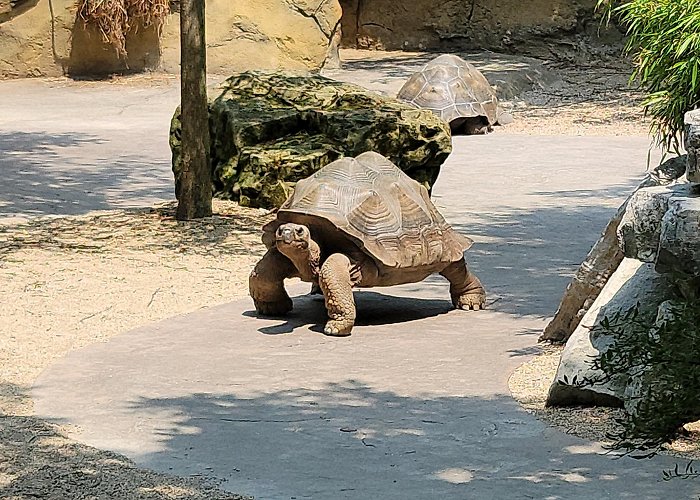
[597,0,700,152]
[589,298,700,457]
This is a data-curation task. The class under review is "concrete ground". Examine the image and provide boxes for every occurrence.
[0,76,179,223]
[3,55,699,498]
[0,50,550,223]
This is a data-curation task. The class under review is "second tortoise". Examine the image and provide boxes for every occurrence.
[249,151,486,336]
[397,54,513,134]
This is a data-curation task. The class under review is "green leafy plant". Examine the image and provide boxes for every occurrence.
[587,298,700,457]
[597,0,700,153]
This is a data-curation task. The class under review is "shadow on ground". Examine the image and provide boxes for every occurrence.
[0,384,245,500]
[125,381,698,499]
[324,50,553,98]
[246,291,454,335]
[0,201,268,260]
[449,202,629,318]
[0,131,173,219]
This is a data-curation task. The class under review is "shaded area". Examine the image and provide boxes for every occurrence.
[125,382,698,499]
[0,131,173,220]
[335,0,616,58]
[0,383,247,500]
[454,203,635,318]
[428,134,651,320]
[323,50,555,99]
[68,21,163,77]
[0,201,270,259]
[0,0,38,23]
[248,290,454,335]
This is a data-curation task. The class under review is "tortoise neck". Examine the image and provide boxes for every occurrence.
[280,238,321,282]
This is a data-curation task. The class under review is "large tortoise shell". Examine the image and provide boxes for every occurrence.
[397,54,499,126]
[263,152,472,269]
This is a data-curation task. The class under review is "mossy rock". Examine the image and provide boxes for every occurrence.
[170,71,452,208]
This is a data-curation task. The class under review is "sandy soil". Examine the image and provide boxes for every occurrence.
[0,200,269,499]
[508,345,700,461]
[0,58,685,498]
[507,63,649,136]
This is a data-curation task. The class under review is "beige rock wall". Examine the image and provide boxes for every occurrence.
[0,0,341,78]
[159,0,342,75]
[339,0,599,52]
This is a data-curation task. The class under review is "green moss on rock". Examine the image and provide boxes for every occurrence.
[170,71,452,208]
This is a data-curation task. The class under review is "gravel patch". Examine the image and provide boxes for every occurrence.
[508,345,700,460]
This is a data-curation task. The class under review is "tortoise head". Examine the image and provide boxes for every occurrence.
[275,223,311,255]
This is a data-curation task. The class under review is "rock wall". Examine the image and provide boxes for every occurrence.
[339,0,619,57]
[539,155,687,343]
[546,258,676,407]
[547,140,700,409]
[686,110,700,183]
[1,0,38,23]
[0,0,341,78]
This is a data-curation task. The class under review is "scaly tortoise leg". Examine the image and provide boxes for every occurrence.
[249,248,297,316]
[319,253,356,336]
[440,258,486,310]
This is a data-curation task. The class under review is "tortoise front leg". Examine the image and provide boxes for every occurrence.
[249,248,297,316]
[440,258,486,310]
[319,253,356,336]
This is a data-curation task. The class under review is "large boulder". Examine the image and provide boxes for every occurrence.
[170,72,452,208]
[546,258,677,407]
[548,175,700,409]
[539,155,687,343]
[657,195,700,279]
[617,185,680,264]
[622,300,700,425]
[686,109,700,183]
[618,182,700,283]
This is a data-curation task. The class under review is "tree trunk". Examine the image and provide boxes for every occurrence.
[176,0,212,220]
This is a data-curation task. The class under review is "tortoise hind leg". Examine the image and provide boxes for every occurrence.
[319,253,356,336]
[440,259,486,310]
[249,248,296,316]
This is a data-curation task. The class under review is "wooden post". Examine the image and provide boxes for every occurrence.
[176,0,212,220]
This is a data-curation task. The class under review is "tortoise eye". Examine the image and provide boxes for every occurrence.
[295,227,305,235]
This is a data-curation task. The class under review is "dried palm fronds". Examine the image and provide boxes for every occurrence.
[76,0,170,57]
[77,0,129,56]
[126,0,170,31]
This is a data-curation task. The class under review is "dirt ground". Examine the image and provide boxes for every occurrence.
[0,200,268,499]
[506,64,647,136]
[0,58,691,499]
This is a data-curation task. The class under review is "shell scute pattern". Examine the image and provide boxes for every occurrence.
[397,54,500,126]
[272,152,471,270]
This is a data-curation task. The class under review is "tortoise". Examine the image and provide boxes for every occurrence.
[249,151,486,336]
[397,54,513,135]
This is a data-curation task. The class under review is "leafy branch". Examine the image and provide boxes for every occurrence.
[568,297,700,457]
[597,0,700,153]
